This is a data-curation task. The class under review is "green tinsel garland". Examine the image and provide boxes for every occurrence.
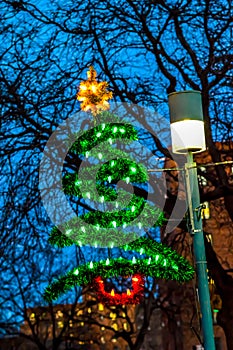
[44,237,195,302]
[49,208,165,248]
[70,121,138,155]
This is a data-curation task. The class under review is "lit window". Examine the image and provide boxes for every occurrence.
[101,326,105,331]
[112,338,117,343]
[29,313,35,321]
[122,312,126,318]
[101,336,105,344]
[112,323,118,331]
[110,312,116,320]
[77,309,83,316]
[80,322,84,326]
[123,322,128,330]
[98,303,104,311]
[57,321,64,328]
[70,333,74,337]
[79,341,85,345]
[56,310,63,319]
[69,320,73,327]
[88,307,92,313]
[201,201,210,220]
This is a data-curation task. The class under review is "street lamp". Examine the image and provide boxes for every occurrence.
[168,90,216,350]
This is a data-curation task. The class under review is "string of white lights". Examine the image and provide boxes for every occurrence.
[148,160,233,173]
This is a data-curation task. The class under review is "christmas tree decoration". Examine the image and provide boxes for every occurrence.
[44,237,194,302]
[93,274,145,305]
[44,67,194,305]
[77,66,113,116]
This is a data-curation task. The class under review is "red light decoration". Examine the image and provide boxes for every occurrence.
[92,273,145,305]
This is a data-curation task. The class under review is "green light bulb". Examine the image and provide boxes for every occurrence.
[108,138,113,144]
[81,226,86,233]
[96,132,102,137]
[108,176,112,183]
[66,229,72,235]
[86,192,91,199]
[100,196,105,203]
[119,128,125,133]
[73,268,79,275]
[131,205,135,212]
[113,126,118,133]
[130,166,136,173]
[98,153,103,159]
[147,257,151,265]
[132,257,136,264]
[106,258,110,265]
[163,259,167,266]
[90,261,93,268]
[112,221,117,228]
[125,177,130,184]
[111,160,115,167]
[155,255,159,262]
[101,123,105,130]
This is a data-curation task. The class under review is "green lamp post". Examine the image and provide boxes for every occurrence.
[168,90,216,350]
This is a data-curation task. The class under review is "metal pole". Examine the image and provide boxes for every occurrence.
[185,152,216,350]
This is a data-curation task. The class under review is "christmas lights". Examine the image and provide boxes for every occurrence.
[44,237,194,302]
[93,274,145,305]
[45,67,194,305]
[77,66,112,115]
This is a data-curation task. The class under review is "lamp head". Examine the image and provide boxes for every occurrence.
[168,90,206,154]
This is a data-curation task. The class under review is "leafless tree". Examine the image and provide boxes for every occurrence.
[1,0,233,348]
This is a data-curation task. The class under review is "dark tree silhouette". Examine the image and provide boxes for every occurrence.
[1,0,233,349]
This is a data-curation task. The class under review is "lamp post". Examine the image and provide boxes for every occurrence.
[168,90,216,350]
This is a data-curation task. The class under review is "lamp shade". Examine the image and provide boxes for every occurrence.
[168,90,206,153]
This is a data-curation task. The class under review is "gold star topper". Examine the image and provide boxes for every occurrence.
[77,66,113,116]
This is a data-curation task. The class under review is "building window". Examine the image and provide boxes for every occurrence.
[69,320,73,327]
[101,326,105,331]
[110,312,116,320]
[123,322,128,330]
[29,313,35,322]
[87,307,92,313]
[201,201,210,219]
[57,321,64,328]
[101,336,105,344]
[98,303,104,311]
[56,310,63,319]
[77,309,83,316]
[112,323,118,331]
